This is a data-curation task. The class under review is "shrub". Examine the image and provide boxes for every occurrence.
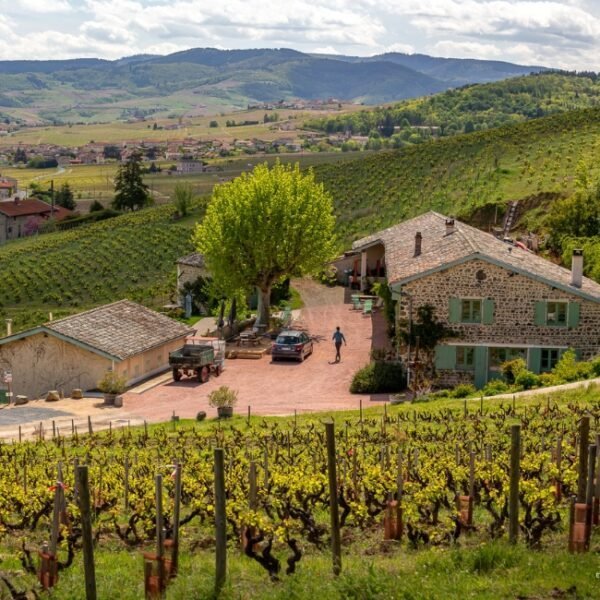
[350,362,405,394]
[97,370,128,394]
[591,356,600,377]
[538,372,559,387]
[482,379,510,397]
[208,386,238,408]
[448,383,476,398]
[552,348,592,382]
[501,358,526,384]
[515,369,540,390]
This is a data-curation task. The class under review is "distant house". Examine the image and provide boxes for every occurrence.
[0,300,193,399]
[0,175,18,198]
[0,198,73,244]
[177,252,208,290]
[176,159,204,174]
[350,211,600,389]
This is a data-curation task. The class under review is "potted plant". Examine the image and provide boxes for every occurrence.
[208,385,238,418]
[97,370,127,406]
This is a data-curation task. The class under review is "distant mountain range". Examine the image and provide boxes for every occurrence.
[0,48,548,124]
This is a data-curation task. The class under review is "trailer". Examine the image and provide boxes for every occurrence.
[168,337,225,383]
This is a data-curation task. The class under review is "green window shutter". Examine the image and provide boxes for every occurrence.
[528,348,542,374]
[435,345,456,370]
[448,298,461,323]
[567,302,580,328]
[534,301,546,326]
[482,299,495,325]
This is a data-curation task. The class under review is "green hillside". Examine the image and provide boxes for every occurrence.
[0,203,202,333]
[307,72,600,138]
[314,105,600,243]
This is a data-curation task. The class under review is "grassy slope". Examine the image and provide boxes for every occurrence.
[314,106,600,244]
[1,387,599,600]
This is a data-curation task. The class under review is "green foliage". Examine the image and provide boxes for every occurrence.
[207,385,238,408]
[372,282,396,338]
[451,383,477,398]
[89,199,105,212]
[350,361,405,393]
[552,348,593,383]
[55,182,76,210]
[194,161,337,325]
[173,181,195,217]
[97,370,128,394]
[482,379,510,396]
[501,358,527,384]
[400,304,454,357]
[113,152,151,211]
[514,370,540,390]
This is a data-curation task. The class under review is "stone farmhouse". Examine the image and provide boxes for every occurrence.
[0,300,193,400]
[0,198,73,244]
[0,175,18,199]
[351,211,600,389]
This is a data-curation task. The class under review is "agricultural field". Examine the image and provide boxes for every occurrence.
[0,105,358,147]
[314,106,600,244]
[0,203,203,333]
[0,387,599,599]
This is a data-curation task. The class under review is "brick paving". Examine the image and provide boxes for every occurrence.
[122,301,384,421]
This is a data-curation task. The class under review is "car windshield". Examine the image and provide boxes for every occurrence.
[276,335,300,345]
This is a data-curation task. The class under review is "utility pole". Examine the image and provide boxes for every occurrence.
[50,179,55,216]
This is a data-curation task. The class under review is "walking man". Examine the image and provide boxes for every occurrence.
[332,326,346,363]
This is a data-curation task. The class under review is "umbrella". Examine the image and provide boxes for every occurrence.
[217,300,225,330]
[228,297,237,327]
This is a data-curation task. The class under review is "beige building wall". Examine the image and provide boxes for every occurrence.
[0,333,112,399]
[177,263,208,292]
[115,338,186,384]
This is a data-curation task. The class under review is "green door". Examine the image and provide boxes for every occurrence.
[474,346,488,389]
[0,389,7,405]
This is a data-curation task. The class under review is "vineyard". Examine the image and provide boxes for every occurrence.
[0,390,599,599]
[0,203,202,333]
[315,106,600,244]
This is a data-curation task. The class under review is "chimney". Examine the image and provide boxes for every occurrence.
[571,249,583,288]
[414,231,422,257]
[5,319,12,337]
[445,218,456,235]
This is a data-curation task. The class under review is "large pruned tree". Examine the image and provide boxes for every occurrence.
[112,152,151,211]
[194,161,337,326]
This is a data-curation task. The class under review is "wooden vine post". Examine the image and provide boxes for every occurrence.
[458,450,475,528]
[241,461,258,551]
[214,448,227,596]
[325,421,342,575]
[554,436,562,502]
[40,463,65,590]
[509,424,521,544]
[577,416,590,502]
[384,450,403,541]
[169,462,182,577]
[76,465,97,600]
[143,474,166,599]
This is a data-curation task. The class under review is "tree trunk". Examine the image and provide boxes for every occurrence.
[257,286,271,328]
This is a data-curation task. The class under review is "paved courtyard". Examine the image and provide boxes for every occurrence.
[0,283,389,440]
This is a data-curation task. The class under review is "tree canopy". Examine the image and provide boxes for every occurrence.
[112,152,151,211]
[194,161,337,325]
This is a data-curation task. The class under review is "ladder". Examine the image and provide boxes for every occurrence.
[503,201,519,237]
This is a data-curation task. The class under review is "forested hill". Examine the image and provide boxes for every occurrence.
[313,105,600,244]
[0,48,546,124]
[305,72,600,138]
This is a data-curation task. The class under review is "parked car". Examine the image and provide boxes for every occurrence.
[271,330,313,362]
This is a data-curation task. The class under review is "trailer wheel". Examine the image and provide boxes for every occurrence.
[173,368,182,382]
[215,364,222,377]
[199,366,210,383]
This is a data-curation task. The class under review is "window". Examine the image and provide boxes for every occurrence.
[461,299,482,323]
[541,349,560,371]
[490,347,526,370]
[456,347,475,370]
[546,301,567,326]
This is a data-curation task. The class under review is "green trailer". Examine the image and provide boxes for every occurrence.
[169,342,221,383]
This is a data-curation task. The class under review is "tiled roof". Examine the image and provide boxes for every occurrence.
[177,252,206,268]
[352,211,600,301]
[45,300,193,360]
[0,198,73,219]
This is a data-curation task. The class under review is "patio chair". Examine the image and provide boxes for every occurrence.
[363,299,373,315]
[352,297,362,310]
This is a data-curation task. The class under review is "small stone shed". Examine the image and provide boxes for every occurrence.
[177,253,209,292]
[0,300,193,399]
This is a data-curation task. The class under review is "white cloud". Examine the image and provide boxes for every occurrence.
[384,43,415,55]
[16,0,72,12]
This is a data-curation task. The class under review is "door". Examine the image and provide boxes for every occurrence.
[474,346,488,389]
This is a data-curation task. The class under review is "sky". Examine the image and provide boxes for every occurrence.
[0,0,599,70]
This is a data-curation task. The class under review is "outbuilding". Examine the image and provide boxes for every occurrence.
[0,300,193,400]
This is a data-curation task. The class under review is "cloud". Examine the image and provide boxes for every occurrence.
[16,0,72,12]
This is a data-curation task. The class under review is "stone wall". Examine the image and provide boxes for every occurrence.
[177,264,208,298]
[399,258,600,359]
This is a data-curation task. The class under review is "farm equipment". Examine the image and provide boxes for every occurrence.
[169,337,225,383]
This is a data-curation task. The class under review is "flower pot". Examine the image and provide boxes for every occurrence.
[217,406,233,419]
[103,392,117,406]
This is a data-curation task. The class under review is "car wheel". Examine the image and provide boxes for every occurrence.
[298,351,304,362]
